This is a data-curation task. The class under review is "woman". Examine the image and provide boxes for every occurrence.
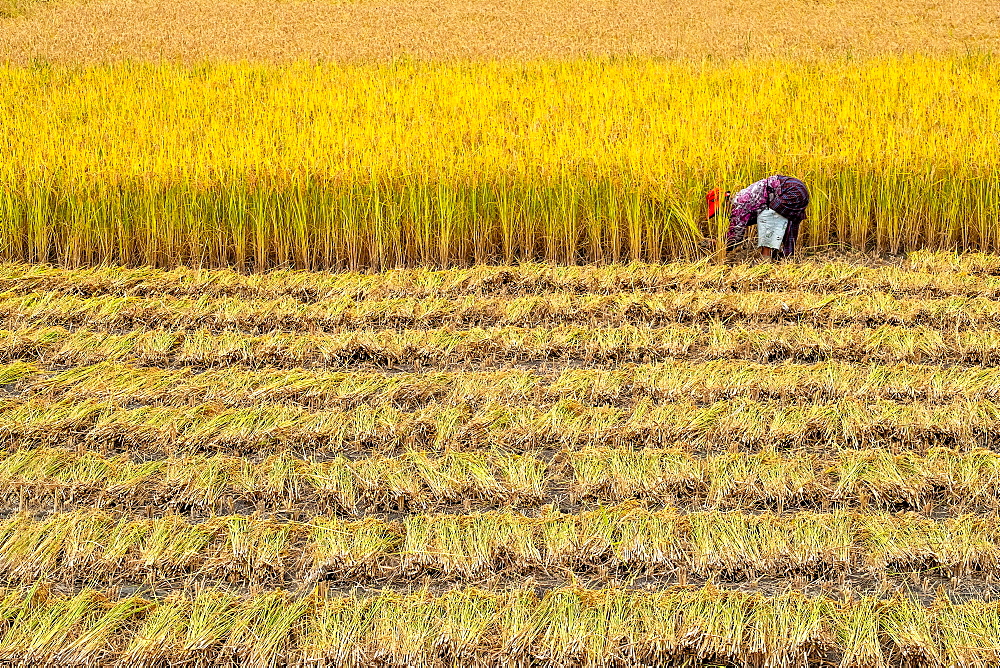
[721,175,809,259]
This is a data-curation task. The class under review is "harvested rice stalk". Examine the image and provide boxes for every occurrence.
[745,591,831,668]
[308,516,401,580]
[568,446,705,502]
[935,598,1000,667]
[52,595,151,666]
[22,394,1000,454]
[0,591,94,662]
[677,586,755,660]
[15,506,1000,587]
[832,596,885,668]
[223,591,310,667]
[401,511,542,577]
[881,596,941,667]
[224,517,298,582]
[122,593,191,664]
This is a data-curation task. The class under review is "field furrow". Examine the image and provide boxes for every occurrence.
[4,445,999,515]
[0,584,996,666]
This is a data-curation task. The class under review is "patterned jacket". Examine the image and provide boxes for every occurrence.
[726,175,810,256]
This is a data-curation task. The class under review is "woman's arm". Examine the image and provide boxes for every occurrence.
[725,207,750,250]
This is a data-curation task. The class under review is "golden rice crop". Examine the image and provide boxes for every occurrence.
[3,0,998,64]
[1,57,998,269]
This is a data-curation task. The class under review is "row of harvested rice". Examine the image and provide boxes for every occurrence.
[3,445,1000,515]
[3,506,1000,584]
[0,395,998,454]
[3,252,1000,300]
[0,584,995,666]
[5,323,1000,368]
[12,360,1000,410]
[1,289,999,332]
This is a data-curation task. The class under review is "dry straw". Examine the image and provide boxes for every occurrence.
[4,504,997,587]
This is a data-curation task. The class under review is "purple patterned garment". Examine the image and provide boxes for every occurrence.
[726,175,809,256]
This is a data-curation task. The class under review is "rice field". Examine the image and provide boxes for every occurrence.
[1,56,999,269]
[4,0,1000,661]
[0,255,995,664]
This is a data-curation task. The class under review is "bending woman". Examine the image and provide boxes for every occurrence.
[725,175,809,259]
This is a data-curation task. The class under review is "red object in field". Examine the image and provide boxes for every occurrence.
[706,188,721,218]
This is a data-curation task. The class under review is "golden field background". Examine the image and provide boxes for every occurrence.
[1,0,998,63]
